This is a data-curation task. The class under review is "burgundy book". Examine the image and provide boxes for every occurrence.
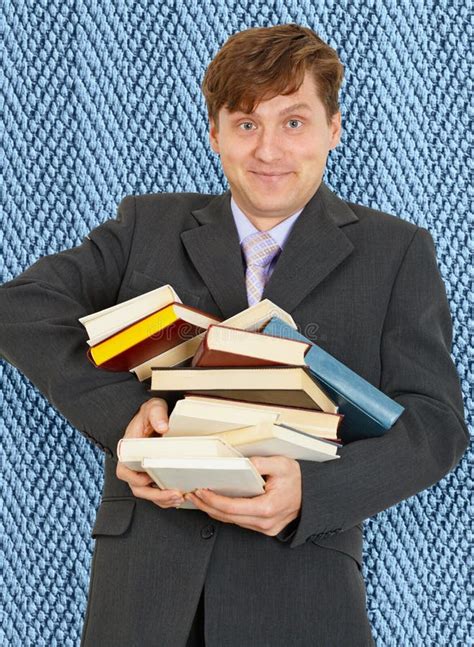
[191,324,311,368]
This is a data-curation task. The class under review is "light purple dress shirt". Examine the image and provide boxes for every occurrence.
[230,196,303,282]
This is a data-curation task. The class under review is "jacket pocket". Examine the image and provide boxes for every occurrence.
[92,498,136,538]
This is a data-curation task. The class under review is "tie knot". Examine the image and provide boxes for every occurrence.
[241,231,280,268]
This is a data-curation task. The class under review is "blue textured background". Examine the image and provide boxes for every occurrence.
[1,1,472,645]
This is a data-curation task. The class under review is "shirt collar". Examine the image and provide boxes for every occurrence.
[230,196,303,250]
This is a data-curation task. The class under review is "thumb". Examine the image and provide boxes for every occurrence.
[146,400,169,435]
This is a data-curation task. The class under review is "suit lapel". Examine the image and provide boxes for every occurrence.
[181,182,358,319]
[181,192,249,319]
[262,182,358,312]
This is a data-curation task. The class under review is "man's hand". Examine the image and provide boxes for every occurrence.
[116,398,185,508]
[184,455,302,536]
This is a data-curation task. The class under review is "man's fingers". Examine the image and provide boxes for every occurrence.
[144,399,169,434]
[117,397,178,509]
[131,484,184,508]
[116,463,154,486]
[188,488,272,517]
[116,463,184,508]
[122,398,169,440]
[185,493,271,532]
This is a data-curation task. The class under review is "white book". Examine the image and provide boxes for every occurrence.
[215,421,341,462]
[142,456,266,509]
[80,284,180,344]
[117,435,242,472]
[167,398,280,436]
[221,298,296,332]
[182,394,342,440]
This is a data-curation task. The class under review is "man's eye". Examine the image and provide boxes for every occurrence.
[288,119,303,129]
[239,122,255,131]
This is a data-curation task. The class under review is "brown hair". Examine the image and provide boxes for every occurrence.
[201,24,344,127]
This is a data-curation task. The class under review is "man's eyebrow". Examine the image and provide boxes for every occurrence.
[231,102,313,117]
[277,102,312,116]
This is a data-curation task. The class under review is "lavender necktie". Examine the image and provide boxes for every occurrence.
[241,231,281,306]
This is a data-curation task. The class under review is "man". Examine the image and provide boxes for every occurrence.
[0,24,468,647]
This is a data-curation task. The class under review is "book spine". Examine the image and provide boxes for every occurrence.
[263,318,404,428]
[96,320,203,372]
[190,331,208,367]
[192,347,284,368]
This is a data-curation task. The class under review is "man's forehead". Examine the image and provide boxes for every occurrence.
[221,75,322,118]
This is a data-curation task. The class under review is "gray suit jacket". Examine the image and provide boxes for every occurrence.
[0,182,468,646]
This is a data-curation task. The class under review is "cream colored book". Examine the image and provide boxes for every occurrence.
[151,366,337,413]
[142,457,265,509]
[182,394,342,440]
[167,398,280,436]
[214,420,340,462]
[221,298,296,332]
[131,298,297,381]
[80,284,181,345]
[117,435,242,472]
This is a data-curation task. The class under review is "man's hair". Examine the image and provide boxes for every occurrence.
[201,24,344,127]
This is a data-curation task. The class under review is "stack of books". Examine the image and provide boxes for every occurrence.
[80,287,405,507]
[79,284,221,373]
[79,285,296,378]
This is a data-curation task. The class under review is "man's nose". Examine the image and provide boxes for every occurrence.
[253,127,284,162]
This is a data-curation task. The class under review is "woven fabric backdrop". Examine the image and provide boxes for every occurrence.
[1,1,472,645]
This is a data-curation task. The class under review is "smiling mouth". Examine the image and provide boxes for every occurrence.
[250,171,292,180]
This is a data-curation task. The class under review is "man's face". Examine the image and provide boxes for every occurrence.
[209,72,341,226]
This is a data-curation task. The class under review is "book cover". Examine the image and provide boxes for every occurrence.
[262,317,405,442]
[117,435,243,472]
[80,283,180,344]
[170,395,342,441]
[214,421,341,462]
[142,457,266,509]
[191,324,310,368]
[150,366,337,413]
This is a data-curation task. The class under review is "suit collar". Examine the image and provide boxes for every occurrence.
[181,192,249,319]
[181,181,358,319]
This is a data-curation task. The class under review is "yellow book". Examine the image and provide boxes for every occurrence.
[89,303,220,370]
[90,304,179,365]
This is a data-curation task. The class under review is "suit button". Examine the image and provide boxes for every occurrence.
[201,524,215,539]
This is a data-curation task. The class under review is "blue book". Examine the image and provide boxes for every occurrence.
[262,317,405,443]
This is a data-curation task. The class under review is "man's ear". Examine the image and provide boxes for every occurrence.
[209,117,220,154]
[329,111,342,150]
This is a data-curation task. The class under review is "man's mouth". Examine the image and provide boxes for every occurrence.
[250,171,292,181]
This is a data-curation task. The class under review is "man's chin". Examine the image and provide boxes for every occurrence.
[241,188,288,206]
[245,204,297,221]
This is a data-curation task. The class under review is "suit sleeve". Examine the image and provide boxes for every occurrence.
[276,227,469,547]
[0,196,159,459]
